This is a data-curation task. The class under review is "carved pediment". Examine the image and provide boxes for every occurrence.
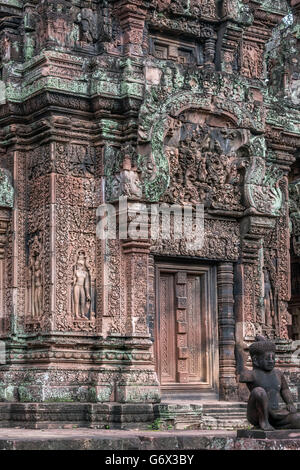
[162,120,249,211]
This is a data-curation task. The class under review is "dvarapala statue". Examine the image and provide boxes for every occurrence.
[236,335,300,430]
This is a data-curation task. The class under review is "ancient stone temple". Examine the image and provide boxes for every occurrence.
[0,0,299,428]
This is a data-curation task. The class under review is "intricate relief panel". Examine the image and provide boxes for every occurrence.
[100,238,125,336]
[28,143,95,181]
[28,176,51,211]
[55,143,95,178]
[137,71,264,201]
[0,169,14,208]
[244,137,284,215]
[28,145,51,180]
[241,42,264,79]
[0,167,14,332]
[124,250,149,336]
[289,179,300,256]
[151,218,240,260]
[105,144,142,202]
[150,0,217,20]
[56,175,97,208]
[163,122,248,211]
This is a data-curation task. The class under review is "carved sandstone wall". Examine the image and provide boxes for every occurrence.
[0,0,298,405]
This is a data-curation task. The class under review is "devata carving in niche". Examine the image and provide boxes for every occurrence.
[264,267,277,329]
[72,251,91,319]
[28,235,43,319]
[105,144,142,201]
[75,8,98,45]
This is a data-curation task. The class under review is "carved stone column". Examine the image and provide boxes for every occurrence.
[217,263,238,401]
[0,209,10,260]
[0,168,14,332]
[112,0,147,56]
[289,177,300,340]
[111,201,160,403]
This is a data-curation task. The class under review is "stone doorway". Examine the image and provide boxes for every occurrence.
[155,262,218,398]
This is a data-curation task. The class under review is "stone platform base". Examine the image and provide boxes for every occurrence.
[0,403,156,430]
[157,401,248,430]
[237,429,300,439]
[0,401,249,430]
[0,429,299,450]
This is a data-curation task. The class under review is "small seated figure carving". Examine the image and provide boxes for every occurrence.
[237,335,300,430]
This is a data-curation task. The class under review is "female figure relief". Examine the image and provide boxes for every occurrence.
[33,258,43,318]
[29,252,43,319]
[72,251,91,319]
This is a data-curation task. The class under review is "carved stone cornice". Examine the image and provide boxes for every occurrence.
[240,215,276,263]
[112,0,148,26]
[0,0,23,17]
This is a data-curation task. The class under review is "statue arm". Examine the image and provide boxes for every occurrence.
[280,373,297,412]
[84,273,91,301]
[235,342,253,382]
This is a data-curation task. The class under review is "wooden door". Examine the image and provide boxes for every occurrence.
[156,263,218,395]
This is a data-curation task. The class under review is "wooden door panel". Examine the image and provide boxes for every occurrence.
[159,273,176,383]
[186,274,207,383]
[156,264,217,393]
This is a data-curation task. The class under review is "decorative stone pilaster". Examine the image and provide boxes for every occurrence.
[289,179,300,257]
[113,0,147,56]
[110,201,160,403]
[217,263,238,401]
[0,168,13,336]
[0,168,13,258]
[0,209,10,261]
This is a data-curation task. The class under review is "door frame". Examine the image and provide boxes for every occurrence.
[155,261,219,396]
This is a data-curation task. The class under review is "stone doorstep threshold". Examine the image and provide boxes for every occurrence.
[0,429,299,450]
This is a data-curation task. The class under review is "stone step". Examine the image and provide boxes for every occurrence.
[155,401,249,430]
[0,428,299,450]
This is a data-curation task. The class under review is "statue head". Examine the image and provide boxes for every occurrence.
[76,251,87,271]
[34,258,41,269]
[249,335,276,371]
[76,260,85,269]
